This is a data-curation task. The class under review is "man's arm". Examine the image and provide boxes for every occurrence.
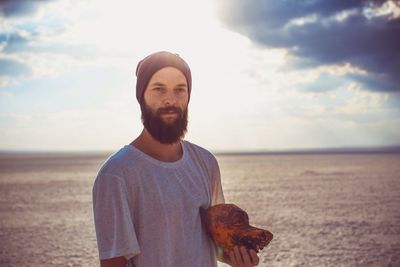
[100,256,129,267]
[93,173,140,267]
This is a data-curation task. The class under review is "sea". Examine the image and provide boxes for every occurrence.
[0,150,399,267]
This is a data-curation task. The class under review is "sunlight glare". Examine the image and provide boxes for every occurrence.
[60,0,220,56]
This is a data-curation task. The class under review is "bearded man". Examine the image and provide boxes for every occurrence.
[92,51,260,267]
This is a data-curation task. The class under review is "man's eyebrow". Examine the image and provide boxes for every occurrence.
[149,82,187,87]
[150,82,165,87]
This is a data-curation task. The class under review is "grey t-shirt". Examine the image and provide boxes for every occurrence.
[92,141,225,267]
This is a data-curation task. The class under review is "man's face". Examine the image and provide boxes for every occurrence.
[141,67,189,144]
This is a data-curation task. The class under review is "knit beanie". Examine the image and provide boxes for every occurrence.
[135,51,192,105]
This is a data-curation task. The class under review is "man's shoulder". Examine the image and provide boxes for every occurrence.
[98,145,137,176]
[184,140,218,163]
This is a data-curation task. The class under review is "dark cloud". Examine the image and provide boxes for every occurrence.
[0,58,31,76]
[218,0,400,92]
[0,0,51,17]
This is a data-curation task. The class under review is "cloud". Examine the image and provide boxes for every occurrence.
[0,58,31,76]
[0,0,51,17]
[218,0,400,92]
[0,31,33,53]
[0,30,94,86]
[300,72,347,93]
[0,1,100,87]
[0,31,97,57]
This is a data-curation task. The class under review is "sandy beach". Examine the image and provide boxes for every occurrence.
[1,151,399,266]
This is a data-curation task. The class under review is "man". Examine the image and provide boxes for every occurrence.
[93,51,259,267]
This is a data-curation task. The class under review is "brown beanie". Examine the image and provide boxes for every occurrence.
[135,51,192,105]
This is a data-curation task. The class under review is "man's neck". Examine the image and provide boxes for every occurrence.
[130,129,183,162]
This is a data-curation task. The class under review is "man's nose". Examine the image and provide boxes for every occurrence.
[163,91,177,105]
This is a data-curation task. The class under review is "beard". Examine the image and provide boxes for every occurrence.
[141,102,188,144]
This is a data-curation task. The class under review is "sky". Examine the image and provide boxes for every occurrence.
[0,0,399,152]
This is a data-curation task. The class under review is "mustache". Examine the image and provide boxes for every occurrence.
[157,106,183,115]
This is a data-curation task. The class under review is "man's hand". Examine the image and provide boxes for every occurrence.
[227,246,260,267]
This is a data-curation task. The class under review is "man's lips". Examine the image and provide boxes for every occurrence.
[160,111,178,116]
[158,107,181,116]
[161,110,178,114]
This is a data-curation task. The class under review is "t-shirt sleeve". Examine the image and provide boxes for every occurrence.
[92,172,140,260]
[211,159,225,206]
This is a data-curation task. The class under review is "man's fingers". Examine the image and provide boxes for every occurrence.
[229,246,260,267]
[249,249,260,266]
[234,246,242,265]
[229,249,238,266]
[240,246,252,265]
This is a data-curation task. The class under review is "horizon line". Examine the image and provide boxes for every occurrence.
[1,145,400,156]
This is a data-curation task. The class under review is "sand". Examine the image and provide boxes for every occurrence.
[218,153,400,266]
[1,152,399,266]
